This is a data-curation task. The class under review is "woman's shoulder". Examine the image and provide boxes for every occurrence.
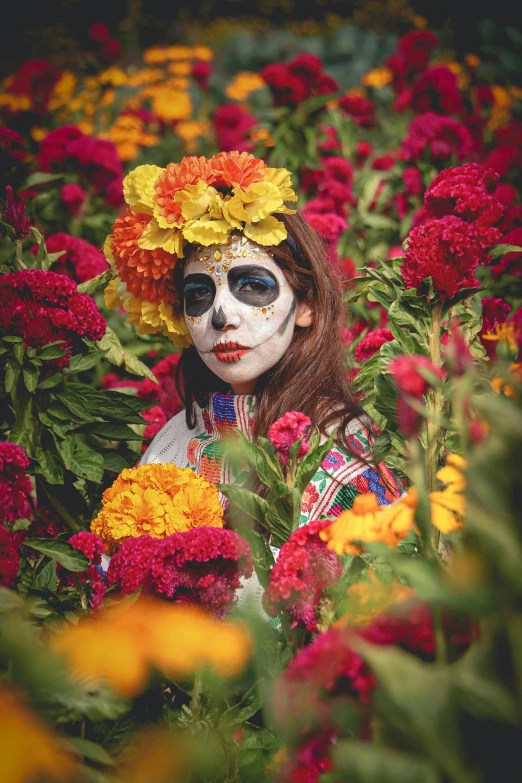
[140,407,198,466]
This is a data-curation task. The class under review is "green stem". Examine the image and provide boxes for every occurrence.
[426,301,443,549]
[190,671,203,721]
[15,240,25,270]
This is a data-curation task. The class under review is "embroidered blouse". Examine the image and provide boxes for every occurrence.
[141,392,402,524]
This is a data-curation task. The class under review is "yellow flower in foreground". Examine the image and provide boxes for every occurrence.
[91,463,223,549]
[362,67,393,89]
[320,493,410,555]
[50,599,252,697]
[430,454,466,533]
[225,71,265,101]
[335,572,415,628]
[116,728,186,783]
[0,688,76,783]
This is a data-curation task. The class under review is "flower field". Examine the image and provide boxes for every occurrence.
[1,16,522,783]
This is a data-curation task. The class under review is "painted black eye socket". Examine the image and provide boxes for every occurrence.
[228,265,279,307]
[183,274,216,317]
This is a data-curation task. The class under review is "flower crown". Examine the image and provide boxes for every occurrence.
[104,151,298,347]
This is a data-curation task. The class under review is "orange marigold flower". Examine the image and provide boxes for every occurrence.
[110,208,178,304]
[91,463,224,550]
[153,156,215,228]
[212,150,267,189]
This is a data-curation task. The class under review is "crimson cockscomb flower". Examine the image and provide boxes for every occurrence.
[268,411,312,464]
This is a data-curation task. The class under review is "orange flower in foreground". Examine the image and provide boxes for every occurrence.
[110,208,179,303]
[0,688,77,783]
[50,598,252,698]
[91,463,224,550]
[212,150,267,189]
[154,156,215,228]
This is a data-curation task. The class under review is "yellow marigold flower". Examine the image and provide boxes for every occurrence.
[225,71,265,102]
[138,218,185,256]
[251,127,275,147]
[0,688,77,782]
[487,86,512,130]
[143,46,170,63]
[175,120,209,151]
[192,45,214,61]
[429,454,466,533]
[127,68,164,87]
[91,463,222,549]
[491,362,522,399]
[465,53,481,68]
[31,126,48,142]
[362,67,393,89]
[100,88,116,106]
[75,120,94,135]
[166,45,194,60]
[123,164,165,214]
[0,93,31,111]
[48,71,77,111]
[320,493,402,555]
[510,86,522,100]
[151,88,192,122]
[99,66,128,86]
[50,599,251,697]
[413,14,427,27]
[483,322,518,352]
[115,728,186,783]
[168,61,192,76]
[335,572,415,628]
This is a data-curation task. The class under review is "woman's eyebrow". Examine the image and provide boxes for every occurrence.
[182,273,215,289]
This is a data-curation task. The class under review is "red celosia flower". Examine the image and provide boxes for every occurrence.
[142,352,182,418]
[371,154,396,171]
[401,216,491,300]
[88,23,111,42]
[3,186,31,239]
[58,531,106,610]
[406,67,463,116]
[8,59,62,114]
[108,528,252,618]
[354,328,394,362]
[261,55,337,108]
[338,95,375,127]
[192,60,213,91]
[263,519,343,632]
[60,183,86,216]
[402,166,423,196]
[213,103,256,153]
[268,411,312,464]
[318,126,341,153]
[401,112,473,163]
[288,54,324,83]
[0,270,106,372]
[303,211,347,244]
[39,125,123,193]
[0,442,32,525]
[0,128,26,160]
[30,504,68,538]
[31,233,108,284]
[389,354,445,398]
[276,729,335,783]
[0,526,20,587]
[355,140,373,160]
[479,296,511,358]
[142,405,167,451]
[396,30,440,73]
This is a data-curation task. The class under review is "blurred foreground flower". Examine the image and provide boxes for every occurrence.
[335,572,415,628]
[268,411,312,464]
[50,598,252,697]
[0,688,76,783]
[388,354,445,437]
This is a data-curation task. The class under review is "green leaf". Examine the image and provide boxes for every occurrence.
[96,326,158,382]
[37,373,63,390]
[4,361,20,393]
[0,587,25,613]
[77,269,114,295]
[296,431,335,493]
[23,364,39,392]
[102,451,132,473]
[2,335,24,343]
[24,172,64,188]
[35,445,64,484]
[237,528,275,589]
[79,422,144,441]
[219,484,270,527]
[70,442,105,482]
[55,388,96,421]
[32,558,57,591]
[13,342,25,364]
[489,243,522,260]
[332,740,441,783]
[24,539,90,571]
[235,430,279,486]
[38,344,68,360]
[67,351,107,374]
[53,435,75,470]
[67,737,115,767]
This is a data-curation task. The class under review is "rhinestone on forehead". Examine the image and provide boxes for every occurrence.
[185,235,275,282]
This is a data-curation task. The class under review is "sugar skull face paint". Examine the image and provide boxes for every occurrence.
[183,237,298,388]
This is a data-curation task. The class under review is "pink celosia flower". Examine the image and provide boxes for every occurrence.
[213,103,256,153]
[401,112,473,163]
[263,519,343,632]
[192,60,212,91]
[142,405,168,451]
[57,531,106,610]
[60,183,86,216]
[31,233,109,283]
[268,411,312,464]
[0,526,20,587]
[388,355,445,436]
[0,442,32,525]
[106,535,161,595]
[3,186,31,239]
[338,95,375,127]
[354,328,394,362]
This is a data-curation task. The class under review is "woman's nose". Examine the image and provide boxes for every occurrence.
[210,305,240,330]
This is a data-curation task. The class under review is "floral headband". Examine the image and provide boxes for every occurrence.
[104,150,298,347]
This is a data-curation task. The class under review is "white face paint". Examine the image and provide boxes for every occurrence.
[182,235,298,389]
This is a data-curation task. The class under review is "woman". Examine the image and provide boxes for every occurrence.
[105,151,401,527]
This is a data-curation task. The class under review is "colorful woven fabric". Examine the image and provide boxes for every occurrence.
[141,393,401,524]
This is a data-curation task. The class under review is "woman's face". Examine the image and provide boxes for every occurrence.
[182,236,302,391]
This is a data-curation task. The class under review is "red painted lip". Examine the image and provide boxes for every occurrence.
[212,341,251,363]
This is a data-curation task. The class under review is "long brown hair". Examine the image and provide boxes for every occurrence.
[174,212,367,452]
